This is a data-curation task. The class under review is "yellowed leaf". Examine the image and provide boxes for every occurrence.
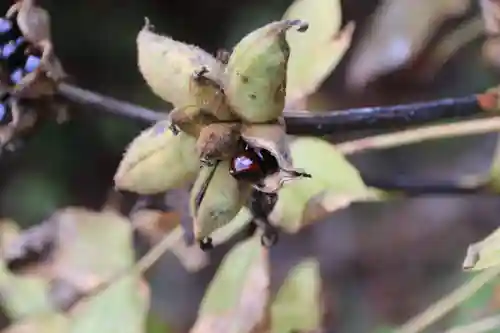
[192,236,269,333]
[463,226,500,271]
[268,137,373,233]
[271,259,322,333]
[1,313,69,333]
[0,220,53,319]
[283,0,354,102]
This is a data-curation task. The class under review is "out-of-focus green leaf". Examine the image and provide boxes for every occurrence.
[2,313,69,333]
[452,276,496,326]
[69,274,147,333]
[0,172,67,225]
[347,0,470,88]
[0,209,149,333]
[271,258,322,333]
[145,312,173,333]
[270,137,377,233]
[283,0,354,104]
[463,226,500,271]
[53,208,135,282]
[193,236,269,333]
[0,220,53,319]
[488,138,500,194]
[50,208,148,333]
[374,326,397,333]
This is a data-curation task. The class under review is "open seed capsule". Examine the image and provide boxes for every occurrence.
[196,122,242,164]
[240,122,311,193]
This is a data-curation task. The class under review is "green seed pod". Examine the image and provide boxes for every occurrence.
[137,18,235,121]
[190,161,252,241]
[241,122,310,193]
[225,20,308,123]
[114,120,199,194]
[196,122,242,164]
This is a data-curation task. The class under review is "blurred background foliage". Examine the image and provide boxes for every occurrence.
[2,0,500,332]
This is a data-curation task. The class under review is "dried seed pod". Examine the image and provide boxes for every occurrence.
[196,122,242,164]
[225,19,308,123]
[137,18,235,121]
[114,120,199,194]
[168,106,221,137]
[190,161,252,241]
[8,0,66,85]
[241,122,310,193]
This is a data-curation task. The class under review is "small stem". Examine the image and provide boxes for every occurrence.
[396,265,500,333]
[337,117,500,155]
[57,83,165,123]
[441,314,500,333]
[360,176,489,195]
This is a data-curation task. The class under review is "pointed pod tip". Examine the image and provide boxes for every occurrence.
[142,17,154,31]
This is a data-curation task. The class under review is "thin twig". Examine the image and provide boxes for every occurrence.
[395,266,500,333]
[56,83,499,135]
[441,314,500,333]
[337,116,500,155]
[57,83,165,123]
[359,176,489,195]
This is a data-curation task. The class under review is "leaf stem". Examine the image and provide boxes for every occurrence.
[396,266,500,333]
[336,116,500,154]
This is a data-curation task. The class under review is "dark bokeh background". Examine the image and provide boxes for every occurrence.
[2,0,500,332]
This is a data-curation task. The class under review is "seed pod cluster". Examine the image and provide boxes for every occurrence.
[118,18,312,247]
